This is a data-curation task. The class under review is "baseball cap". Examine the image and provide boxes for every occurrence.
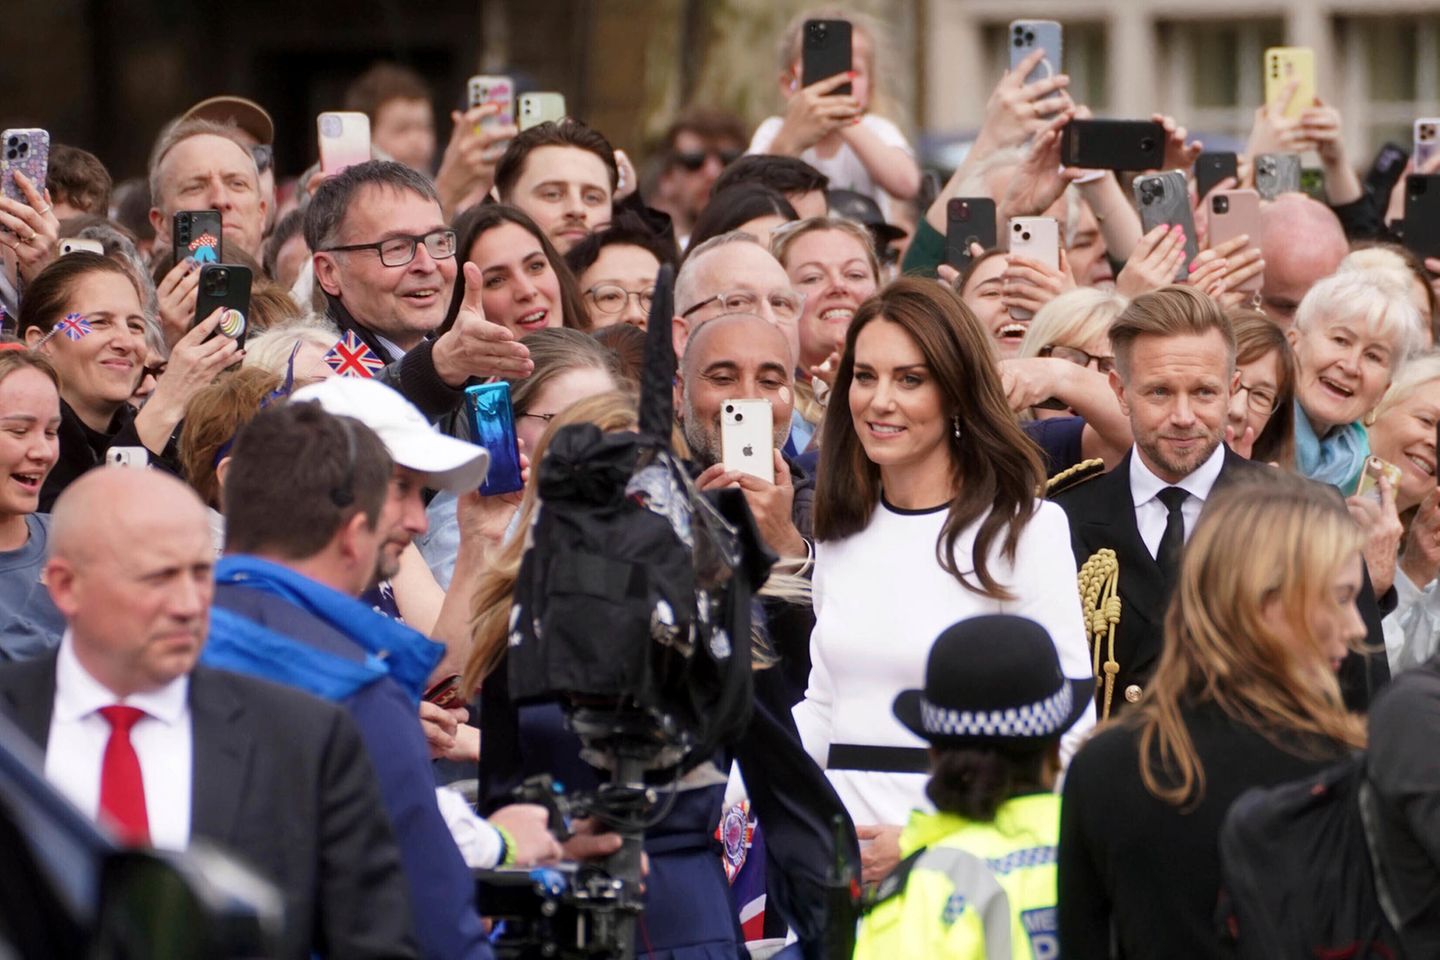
[827,188,907,244]
[182,95,275,146]
[290,377,490,492]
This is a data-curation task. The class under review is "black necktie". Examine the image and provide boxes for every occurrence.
[1156,486,1189,584]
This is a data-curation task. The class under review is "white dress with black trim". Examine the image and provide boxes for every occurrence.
[792,497,1094,828]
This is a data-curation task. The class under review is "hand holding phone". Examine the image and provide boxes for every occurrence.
[1264,47,1316,120]
[945,198,997,270]
[1060,119,1165,171]
[466,382,524,496]
[193,264,252,347]
[802,19,852,95]
[1132,172,1197,280]
[468,75,516,129]
[720,399,776,483]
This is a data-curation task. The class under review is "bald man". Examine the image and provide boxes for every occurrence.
[0,467,418,960]
[1260,194,1350,327]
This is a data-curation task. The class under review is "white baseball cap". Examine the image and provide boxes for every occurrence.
[290,377,490,492]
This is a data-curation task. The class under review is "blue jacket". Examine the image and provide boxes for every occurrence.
[206,558,491,960]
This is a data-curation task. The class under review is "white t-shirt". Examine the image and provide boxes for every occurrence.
[748,114,913,221]
[791,498,1094,828]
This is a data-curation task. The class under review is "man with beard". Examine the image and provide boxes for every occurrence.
[1051,286,1389,717]
[204,398,551,960]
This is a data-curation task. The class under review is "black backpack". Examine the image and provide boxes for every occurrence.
[1216,753,1400,958]
[505,265,774,776]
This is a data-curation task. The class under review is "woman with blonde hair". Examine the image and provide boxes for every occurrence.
[1059,471,1365,957]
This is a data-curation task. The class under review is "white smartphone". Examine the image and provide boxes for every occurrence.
[106,447,149,468]
[59,238,103,256]
[467,75,516,129]
[317,111,371,176]
[1416,118,1440,172]
[720,399,775,484]
[1006,217,1060,321]
[518,93,566,131]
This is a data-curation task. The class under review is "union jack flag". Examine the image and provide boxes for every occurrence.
[56,313,92,342]
[324,330,384,378]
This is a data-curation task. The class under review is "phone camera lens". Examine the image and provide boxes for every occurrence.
[724,404,733,413]
[1024,31,1035,43]
[1140,137,1155,151]
[16,143,26,156]
[734,413,744,422]
[1213,196,1228,214]
[1021,231,1032,241]
[4,137,14,147]
[1013,222,1023,233]
[1013,37,1024,47]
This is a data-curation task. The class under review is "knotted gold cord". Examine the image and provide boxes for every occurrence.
[1078,548,1121,720]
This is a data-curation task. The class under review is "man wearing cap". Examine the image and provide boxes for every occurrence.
[854,615,1090,959]
[148,117,268,263]
[181,96,278,235]
[202,396,553,960]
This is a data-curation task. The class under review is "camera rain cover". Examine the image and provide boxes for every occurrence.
[505,265,774,773]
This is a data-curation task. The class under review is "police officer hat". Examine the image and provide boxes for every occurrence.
[893,615,1094,750]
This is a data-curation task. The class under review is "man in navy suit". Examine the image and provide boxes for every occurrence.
[0,466,417,959]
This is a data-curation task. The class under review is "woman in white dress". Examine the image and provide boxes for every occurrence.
[797,277,1094,882]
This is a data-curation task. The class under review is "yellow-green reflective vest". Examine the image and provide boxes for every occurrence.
[854,793,1061,960]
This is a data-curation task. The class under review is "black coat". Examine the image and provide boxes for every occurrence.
[40,400,180,513]
[1052,448,1390,713]
[0,655,419,960]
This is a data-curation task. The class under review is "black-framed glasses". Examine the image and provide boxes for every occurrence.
[322,229,457,268]
[673,148,743,172]
[1040,343,1116,375]
[680,287,805,320]
[585,283,655,315]
[249,143,274,175]
[1236,380,1279,415]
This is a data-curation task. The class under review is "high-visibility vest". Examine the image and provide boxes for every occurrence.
[854,793,1061,960]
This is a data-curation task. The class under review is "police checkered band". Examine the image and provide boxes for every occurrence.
[987,845,1057,876]
[919,683,1073,739]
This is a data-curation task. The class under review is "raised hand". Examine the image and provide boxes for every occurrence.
[431,260,535,386]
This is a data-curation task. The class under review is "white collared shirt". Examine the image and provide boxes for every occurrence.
[1128,443,1227,560]
[374,333,407,361]
[45,633,193,851]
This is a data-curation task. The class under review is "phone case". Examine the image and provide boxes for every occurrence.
[468,75,515,128]
[59,238,104,257]
[1060,119,1164,171]
[0,129,50,209]
[173,210,223,266]
[193,264,252,347]
[1007,217,1060,321]
[1404,175,1440,259]
[1264,47,1316,120]
[945,198,997,270]
[802,18,852,94]
[1133,171,1197,280]
[1195,152,1239,200]
[720,399,775,483]
[1009,20,1062,86]
[1415,119,1440,172]
[517,93,566,132]
[1207,190,1263,293]
[317,112,371,176]
[465,382,524,495]
[1255,153,1302,200]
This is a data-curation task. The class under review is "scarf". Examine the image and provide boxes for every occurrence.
[207,554,442,702]
[1293,399,1369,494]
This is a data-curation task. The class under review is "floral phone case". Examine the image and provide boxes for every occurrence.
[1,129,50,212]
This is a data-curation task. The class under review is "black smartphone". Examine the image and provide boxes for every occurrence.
[1060,119,1165,171]
[1364,142,1409,208]
[193,263,252,347]
[172,210,223,265]
[802,19,852,95]
[1404,175,1440,259]
[945,198,996,271]
[1195,152,1238,200]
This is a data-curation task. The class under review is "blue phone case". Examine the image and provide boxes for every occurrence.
[465,382,524,496]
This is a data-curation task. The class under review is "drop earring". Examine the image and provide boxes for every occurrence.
[952,416,961,439]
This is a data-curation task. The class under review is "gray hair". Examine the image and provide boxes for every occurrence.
[1294,271,1426,373]
[675,229,765,314]
[303,160,440,253]
[147,118,258,214]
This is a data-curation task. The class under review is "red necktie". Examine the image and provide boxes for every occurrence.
[98,705,150,845]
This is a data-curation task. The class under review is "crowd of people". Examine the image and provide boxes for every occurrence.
[5,5,1440,958]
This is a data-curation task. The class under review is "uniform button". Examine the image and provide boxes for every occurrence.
[1124,684,1142,703]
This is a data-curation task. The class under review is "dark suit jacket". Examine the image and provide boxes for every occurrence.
[0,656,419,960]
[1053,448,1390,713]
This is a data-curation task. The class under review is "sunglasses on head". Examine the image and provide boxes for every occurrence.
[672,148,743,172]
[250,143,274,174]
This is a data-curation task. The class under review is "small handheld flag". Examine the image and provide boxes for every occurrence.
[324,330,385,378]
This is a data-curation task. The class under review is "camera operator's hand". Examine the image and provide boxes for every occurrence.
[562,817,624,861]
[857,824,903,884]
[488,804,564,867]
[432,261,535,387]
[1347,475,1404,597]
[696,451,806,559]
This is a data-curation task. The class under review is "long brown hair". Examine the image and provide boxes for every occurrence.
[813,277,1045,599]
[1228,307,1296,467]
[1135,471,1365,807]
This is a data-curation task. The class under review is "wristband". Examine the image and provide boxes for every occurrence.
[494,823,517,866]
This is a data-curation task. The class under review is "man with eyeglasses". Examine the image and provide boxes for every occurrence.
[307,161,533,420]
[650,107,747,245]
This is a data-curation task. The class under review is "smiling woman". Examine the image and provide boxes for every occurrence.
[0,350,66,658]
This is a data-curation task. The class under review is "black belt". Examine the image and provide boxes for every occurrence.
[827,744,930,774]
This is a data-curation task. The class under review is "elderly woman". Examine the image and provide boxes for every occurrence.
[1289,271,1425,494]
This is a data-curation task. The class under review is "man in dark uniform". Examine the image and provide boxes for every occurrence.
[1051,286,1389,717]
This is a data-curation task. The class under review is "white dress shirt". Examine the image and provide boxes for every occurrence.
[1128,443,1227,560]
[45,633,193,851]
